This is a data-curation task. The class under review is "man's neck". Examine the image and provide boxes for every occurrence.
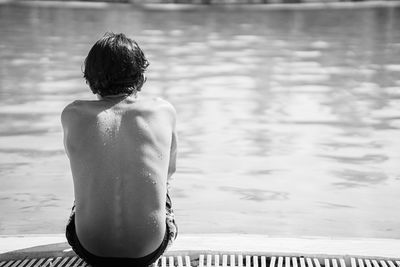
[97,92,138,101]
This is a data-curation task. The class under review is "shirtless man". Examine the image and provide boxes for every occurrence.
[61,33,177,267]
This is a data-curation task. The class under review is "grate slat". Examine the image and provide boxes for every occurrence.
[358,259,365,267]
[230,255,236,267]
[185,256,191,267]
[177,256,183,267]
[300,258,307,267]
[31,259,44,267]
[169,256,174,267]
[72,258,83,267]
[372,260,380,267]
[245,256,250,267]
[199,255,205,267]
[16,259,30,267]
[253,256,259,267]
[278,257,284,267]
[65,256,78,267]
[18,262,28,267]
[340,259,346,267]
[285,257,290,267]
[58,256,70,267]
[292,257,298,267]
[52,257,63,266]
[238,255,243,267]
[325,259,330,267]
[207,255,212,267]
[222,255,227,267]
[387,261,396,267]
[270,257,277,267]
[19,262,38,267]
[365,260,373,267]
[307,258,314,267]
[20,260,34,267]
[396,262,400,267]
[10,260,21,267]
[351,258,357,267]
[2,260,15,267]
[381,261,389,267]
[261,256,267,267]
[215,255,220,267]
[161,256,167,267]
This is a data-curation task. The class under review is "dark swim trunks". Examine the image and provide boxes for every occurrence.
[66,194,178,267]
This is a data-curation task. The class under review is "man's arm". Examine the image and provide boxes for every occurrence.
[61,105,72,158]
[167,129,177,183]
[61,101,79,159]
[167,105,177,190]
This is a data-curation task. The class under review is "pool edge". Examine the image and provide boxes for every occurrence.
[1,234,399,259]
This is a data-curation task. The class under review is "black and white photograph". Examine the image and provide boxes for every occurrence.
[0,0,399,266]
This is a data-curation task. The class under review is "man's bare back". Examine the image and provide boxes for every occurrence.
[62,95,177,258]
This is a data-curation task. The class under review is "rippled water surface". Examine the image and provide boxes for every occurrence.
[0,3,400,238]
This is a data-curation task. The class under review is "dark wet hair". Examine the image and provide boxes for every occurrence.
[83,32,149,96]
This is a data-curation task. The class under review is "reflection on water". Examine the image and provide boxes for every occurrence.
[220,187,289,202]
[0,3,400,238]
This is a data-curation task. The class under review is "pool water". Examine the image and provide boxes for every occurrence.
[0,3,400,238]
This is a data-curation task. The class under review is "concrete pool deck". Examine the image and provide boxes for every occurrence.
[1,234,399,259]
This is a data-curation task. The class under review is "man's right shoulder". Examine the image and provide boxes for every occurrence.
[153,97,176,116]
[155,98,177,126]
[61,100,88,124]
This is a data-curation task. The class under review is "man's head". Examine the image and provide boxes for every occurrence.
[83,33,149,97]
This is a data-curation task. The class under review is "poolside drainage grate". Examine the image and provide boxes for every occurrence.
[0,255,399,267]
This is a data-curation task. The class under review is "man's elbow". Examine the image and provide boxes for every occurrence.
[168,165,176,178]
